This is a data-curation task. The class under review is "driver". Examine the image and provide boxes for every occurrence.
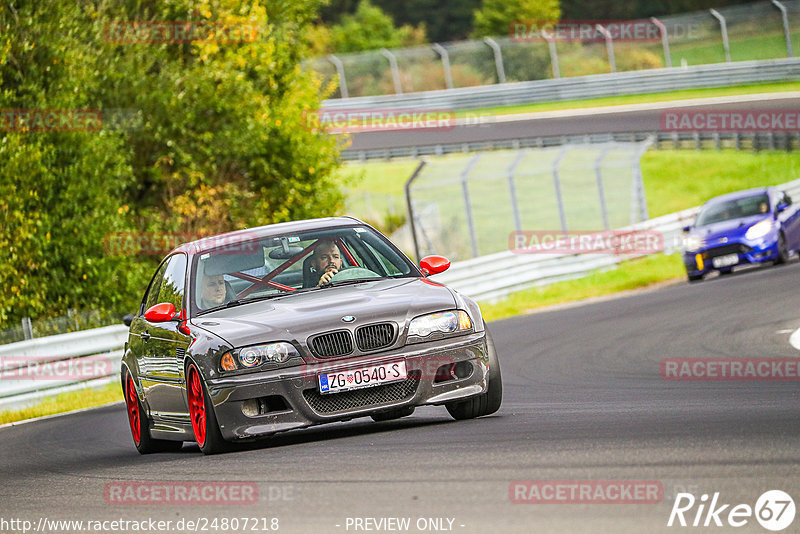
[311,239,344,286]
[199,273,227,309]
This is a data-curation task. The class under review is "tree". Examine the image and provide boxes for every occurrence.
[328,0,426,54]
[472,0,561,38]
[0,0,344,329]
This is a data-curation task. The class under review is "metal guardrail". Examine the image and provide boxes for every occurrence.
[343,132,800,161]
[0,325,127,411]
[3,178,799,410]
[323,58,800,113]
[431,177,800,301]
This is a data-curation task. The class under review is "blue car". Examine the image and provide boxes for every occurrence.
[682,187,800,281]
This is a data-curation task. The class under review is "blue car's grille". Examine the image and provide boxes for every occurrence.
[705,243,752,258]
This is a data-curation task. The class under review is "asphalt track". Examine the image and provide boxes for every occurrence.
[1,258,800,533]
[346,94,800,151]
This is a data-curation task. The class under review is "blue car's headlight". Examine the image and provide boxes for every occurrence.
[407,310,472,343]
[684,235,703,252]
[220,342,301,372]
[745,220,773,240]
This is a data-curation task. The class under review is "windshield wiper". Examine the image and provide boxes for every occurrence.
[317,277,384,289]
[197,293,293,315]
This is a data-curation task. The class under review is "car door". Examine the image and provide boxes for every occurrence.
[139,253,192,421]
[128,260,169,382]
[777,191,800,250]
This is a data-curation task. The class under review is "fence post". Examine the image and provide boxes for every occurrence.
[22,317,33,340]
[483,37,506,83]
[543,34,561,78]
[709,9,732,63]
[461,154,482,258]
[595,25,616,73]
[552,146,570,235]
[507,150,527,232]
[594,145,611,230]
[771,0,794,58]
[380,48,403,95]
[404,159,428,263]
[631,138,654,223]
[326,54,349,98]
[432,43,454,90]
[650,17,672,68]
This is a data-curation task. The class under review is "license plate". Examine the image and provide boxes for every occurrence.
[318,361,407,394]
[712,253,739,268]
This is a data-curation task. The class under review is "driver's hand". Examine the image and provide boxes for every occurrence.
[317,269,339,286]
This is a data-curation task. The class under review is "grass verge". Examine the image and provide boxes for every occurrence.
[479,253,686,323]
[0,382,122,426]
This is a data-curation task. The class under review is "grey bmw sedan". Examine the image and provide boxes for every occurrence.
[121,217,502,454]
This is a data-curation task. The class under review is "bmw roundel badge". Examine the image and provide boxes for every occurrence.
[341,316,356,323]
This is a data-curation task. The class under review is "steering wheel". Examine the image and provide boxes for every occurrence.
[327,267,381,283]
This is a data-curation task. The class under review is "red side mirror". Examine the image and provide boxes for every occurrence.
[420,255,450,275]
[143,302,177,323]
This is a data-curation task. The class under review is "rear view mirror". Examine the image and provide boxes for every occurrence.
[682,225,691,233]
[123,313,135,327]
[776,202,789,213]
[420,255,451,275]
[143,302,177,323]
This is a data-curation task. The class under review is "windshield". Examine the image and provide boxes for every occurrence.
[190,226,417,315]
[695,193,770,227]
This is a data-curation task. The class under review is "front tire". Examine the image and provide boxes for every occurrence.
[687,273,703,282]
[775,233,789,265]
[186,363,228,455]
[124,372,183,454]
[446,332,502,420]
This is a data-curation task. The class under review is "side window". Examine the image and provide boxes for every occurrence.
[157,254,188,311]
[143,261,169,312]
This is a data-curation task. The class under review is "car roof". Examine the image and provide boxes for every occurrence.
[172,216,366,256]
[704,187,772,206]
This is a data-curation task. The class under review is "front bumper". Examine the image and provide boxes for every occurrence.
[206,331,489,441]
[682,234,779,276]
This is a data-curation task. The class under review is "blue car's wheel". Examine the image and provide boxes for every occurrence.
[775,233,789,265]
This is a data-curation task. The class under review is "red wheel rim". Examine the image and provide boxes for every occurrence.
[187,365,207,447]
[125,375,141,445]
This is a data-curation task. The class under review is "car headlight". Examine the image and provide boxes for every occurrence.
[684,235,703,252]
[407,310,472,343]
[219,342,301,372]
[744,219,773,240]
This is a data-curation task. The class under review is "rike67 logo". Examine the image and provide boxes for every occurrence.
[668,490,795,531]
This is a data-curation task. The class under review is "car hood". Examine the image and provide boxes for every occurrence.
[189,277,457,348]
[691,214,770,242]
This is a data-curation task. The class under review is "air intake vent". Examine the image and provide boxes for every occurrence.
[310,330,354,358]
[355,323,395,352]
[175,347,185,362]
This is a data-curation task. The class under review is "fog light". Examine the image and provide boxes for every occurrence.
[241,399,259,417]
[454,361,472,379]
